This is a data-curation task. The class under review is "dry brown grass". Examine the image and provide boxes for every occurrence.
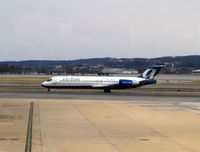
[0,75,48,83]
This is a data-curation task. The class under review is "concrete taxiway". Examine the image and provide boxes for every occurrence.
[0,92,200,152]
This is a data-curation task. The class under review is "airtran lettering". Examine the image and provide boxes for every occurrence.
[61,77,81,82]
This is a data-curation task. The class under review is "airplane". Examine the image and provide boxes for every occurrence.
[41,64,166,93]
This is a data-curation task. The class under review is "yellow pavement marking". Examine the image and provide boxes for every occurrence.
[0,120,18,126]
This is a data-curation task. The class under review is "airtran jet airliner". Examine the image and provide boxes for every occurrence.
[41,64,166,93]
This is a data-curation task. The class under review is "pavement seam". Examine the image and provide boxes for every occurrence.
[71,102,122,152]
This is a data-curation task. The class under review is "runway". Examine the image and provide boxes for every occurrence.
[1,74,200,97]
[0,92,200,152]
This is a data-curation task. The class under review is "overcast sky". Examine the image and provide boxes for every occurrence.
[0,0,200,61]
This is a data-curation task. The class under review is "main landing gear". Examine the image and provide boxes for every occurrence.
[104,88,111,93]
[48,88,50,92]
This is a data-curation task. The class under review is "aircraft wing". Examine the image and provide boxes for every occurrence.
[92,83,119,88]
[92,84,110,88]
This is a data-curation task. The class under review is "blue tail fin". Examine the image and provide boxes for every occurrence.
[138,64,166,79]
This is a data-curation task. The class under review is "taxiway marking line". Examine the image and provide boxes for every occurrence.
[25,102,34,152]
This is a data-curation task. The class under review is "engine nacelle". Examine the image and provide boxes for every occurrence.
[119,79,133,87]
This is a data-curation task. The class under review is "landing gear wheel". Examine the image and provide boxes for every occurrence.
[104,88,111,93]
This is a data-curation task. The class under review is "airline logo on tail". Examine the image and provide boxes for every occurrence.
[139,64,166,79]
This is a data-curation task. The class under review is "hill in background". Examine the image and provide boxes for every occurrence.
[0,55,200,74]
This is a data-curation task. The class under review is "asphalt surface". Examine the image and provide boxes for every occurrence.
[1,85,200,92]
[0,91,200,103]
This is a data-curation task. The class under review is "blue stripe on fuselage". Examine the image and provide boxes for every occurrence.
[119,79,133,87]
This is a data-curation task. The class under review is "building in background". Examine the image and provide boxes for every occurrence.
[99,68,138,75]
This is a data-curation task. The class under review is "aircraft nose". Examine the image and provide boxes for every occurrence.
[41,82,47,87]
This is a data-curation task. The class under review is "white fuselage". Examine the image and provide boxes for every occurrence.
[41,75,155,90]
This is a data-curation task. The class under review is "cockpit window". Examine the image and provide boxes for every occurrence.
[47,79,52,82]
